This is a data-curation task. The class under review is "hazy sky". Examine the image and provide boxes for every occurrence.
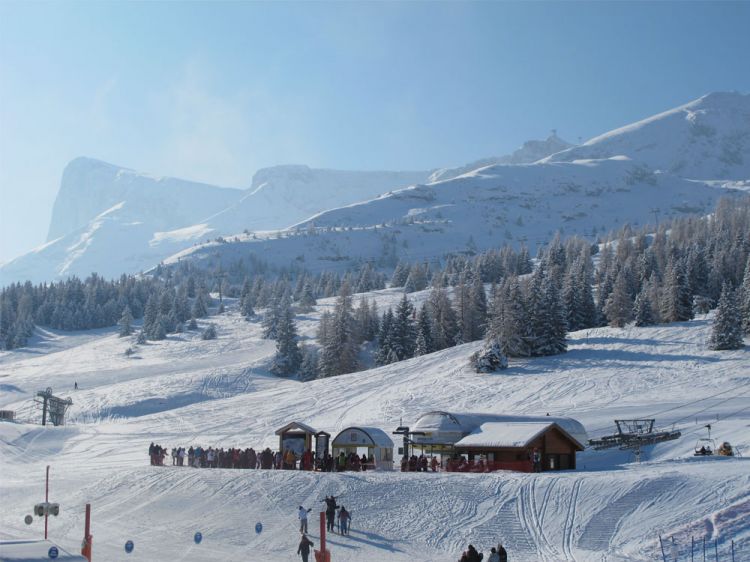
[1,1,749,264]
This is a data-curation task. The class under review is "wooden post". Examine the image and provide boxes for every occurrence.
[691,536,694,562]
[714,539,718,562]
[44,466,49,540]
[81,503,92,561]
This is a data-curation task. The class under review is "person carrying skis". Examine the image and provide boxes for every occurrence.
[297,533,314,562]
[298,505,312,533]
[338,506,351,536]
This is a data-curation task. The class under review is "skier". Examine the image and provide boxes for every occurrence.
[338,506,351,536]
[298,505,312,534]
[297,533,314,562]
[74,381,78,390]
[497,543,507,562]
[323,496,339,532]
[431,456,439,472]
[488,548,500,562]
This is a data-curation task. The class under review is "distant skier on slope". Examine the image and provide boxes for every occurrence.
[297,533,314,562]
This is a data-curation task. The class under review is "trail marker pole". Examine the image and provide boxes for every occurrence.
[659,536,667,562]
[703,537,706,562]
[731,539,735,562]
[44,466,49,540]
[81,503,92,561]
[691,536,694,562]
[714,539,718,562]
[314,511,330,562]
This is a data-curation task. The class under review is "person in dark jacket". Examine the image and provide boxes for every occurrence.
[323,496,339,532]
[297,534,314,562]
[497,543,507,562]
[466,544,483,562]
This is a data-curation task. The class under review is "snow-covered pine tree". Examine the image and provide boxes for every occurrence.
[604,269,634,328]
[633,287,654,327]
[298,280,317,312]
[262,294,282,339]
[390,262,409,288]
[143,294,159,339]
[527,268,567,356]
[404,263,429,293]
[469,274,488,341]
[472,339,508,372]
[201,323,217,340]
[191,292,208,319]
[118,305,134,337]
[318,282,358,377]
[415,303,434,356]
[299,345,319,381]
[708,283,744,350]
[660,257,693,322]
[376,308,395,366]
[428,286,459,351]
[391,294,417,361]
[270,294,302,376]
[741,257,750,335]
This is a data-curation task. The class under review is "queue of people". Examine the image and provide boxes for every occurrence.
[459,543,508,562]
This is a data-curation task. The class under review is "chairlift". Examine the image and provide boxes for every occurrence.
[693,424,716,456]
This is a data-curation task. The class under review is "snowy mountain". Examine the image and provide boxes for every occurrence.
[46,157,244,242]
[544,91,750,180]
[0,162,429,285]
[165,156,735,275]
[428,132,574,183]
[1,285,748,561]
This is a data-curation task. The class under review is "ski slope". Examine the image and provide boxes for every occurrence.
[1,287,749,561]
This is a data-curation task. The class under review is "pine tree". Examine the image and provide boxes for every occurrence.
[633,288,654,327]
[660,258,693,323]
[740,257,750,335]
[376,308,395,366]
[262,294,282,339]
[118,305,134,337]
[527,268,567,356]
[604,270,634,328]
[472,340,508,372]
[390,262,410,288]
[299,345,319,381]
[414,304,434,356]
[708,283,744,350]
[191,293,208,319]
[298,281,317,312]
[201,323,217,340]
[404,263,428,293]
[270,295,302,376]
[428,286,459,350]
[319,283,358,377]
[143,294,159,338]
[391,294,417,361]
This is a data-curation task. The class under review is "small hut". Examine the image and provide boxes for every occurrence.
[275,421,317,458]
[332,426,394,470]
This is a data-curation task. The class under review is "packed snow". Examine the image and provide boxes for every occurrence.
[1,285,748,561]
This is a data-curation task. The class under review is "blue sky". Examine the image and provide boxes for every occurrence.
[1,1,749,264]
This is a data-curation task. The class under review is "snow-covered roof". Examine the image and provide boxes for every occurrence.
[332,426,394,448]
[412,411,588,446]
[275,421,317,435]
[454,421,585,450]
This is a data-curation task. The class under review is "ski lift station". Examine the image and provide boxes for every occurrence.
[408,411,588,472]
[331,426,395,470]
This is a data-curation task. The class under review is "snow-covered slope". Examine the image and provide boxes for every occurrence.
[429,133,574,182]
[544,92,750,180]
[0,288,748,561]
[161,165,430,241]
[166,156,737,275]
[1,163,429,285]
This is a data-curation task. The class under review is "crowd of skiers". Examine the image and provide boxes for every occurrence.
[149,443,380,472]
[459,543,508,562]
[400,453,440,472]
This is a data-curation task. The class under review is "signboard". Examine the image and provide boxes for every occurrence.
[282,434,306,457]
[315,433,329,459]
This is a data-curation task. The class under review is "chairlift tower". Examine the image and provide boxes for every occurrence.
[35,388,73,426]
[588,419,681,463]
